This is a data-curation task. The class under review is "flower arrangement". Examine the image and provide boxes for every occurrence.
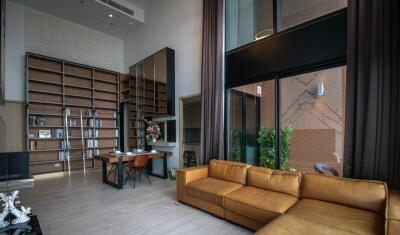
[144,119,160,143]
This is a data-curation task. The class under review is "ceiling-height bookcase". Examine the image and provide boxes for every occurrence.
[126,48,174,151]
[26,53,120,174]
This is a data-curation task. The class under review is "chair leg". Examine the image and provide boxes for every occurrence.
[146,174,151,185]
[113,165,117,182]
[124,168,132,185]
[132,168,136,189]
[138,168,142,182]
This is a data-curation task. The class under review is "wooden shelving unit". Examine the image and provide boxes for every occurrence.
[126,48,174,151]
[26,53,120,174]
[120,74,129,103]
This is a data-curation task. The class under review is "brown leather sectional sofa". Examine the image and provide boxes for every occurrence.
[176,160,400,235]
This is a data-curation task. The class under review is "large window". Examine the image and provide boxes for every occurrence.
[225,0,273,51]
[227,80,275,165]
[227,66,346,174]
[225,0,347,52]
[280,0,347,30]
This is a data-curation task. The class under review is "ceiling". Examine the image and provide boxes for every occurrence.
[11,0,146,39]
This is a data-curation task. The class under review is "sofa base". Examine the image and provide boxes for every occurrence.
[224,209,265,231]
[180,193,225,218]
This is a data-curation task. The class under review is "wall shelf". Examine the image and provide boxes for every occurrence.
[26,52,121,175]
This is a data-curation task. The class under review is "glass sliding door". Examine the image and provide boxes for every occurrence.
[227,80,275,165]
[226,67,346,174]
[279,66,346,174]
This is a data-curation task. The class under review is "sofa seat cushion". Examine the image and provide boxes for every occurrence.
[255,214,356,235]
[224,186,298,223]
[287,199,384,235]
[187,177,243,206]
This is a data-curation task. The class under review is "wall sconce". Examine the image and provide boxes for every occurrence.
[256,86,262,95]
[314,82,325,97]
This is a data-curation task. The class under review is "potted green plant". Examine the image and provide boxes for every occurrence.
[257,124,293,170]
[231,129,241,162]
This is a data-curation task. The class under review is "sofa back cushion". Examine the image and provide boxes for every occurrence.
[209,160,250,185]
[302,173,387,214]
[247,166,301,198]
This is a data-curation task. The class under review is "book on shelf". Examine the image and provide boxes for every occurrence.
[86,109,98,117]
[67,119,77,127]
[59,151,66,161]
[82,129,99,138]
[88,119,102,127]
[86,139,99,148]
[52,128,64,138]
[86,149,100,158]
[61,140,71,149]
[29,140,37,151]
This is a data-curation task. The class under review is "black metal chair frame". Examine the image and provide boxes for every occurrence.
[124,166,151,188]
[313,163,339,177]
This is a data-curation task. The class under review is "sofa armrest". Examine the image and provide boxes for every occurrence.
[386,190,400,235]
[176,166,208,202]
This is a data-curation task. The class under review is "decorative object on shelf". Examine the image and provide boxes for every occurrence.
[145,119,160,143]
[0,191,31,228]
[52,128,63,138]
[29,140,37,151]
[67,119,77,127]
[38,130,51,138]
[30,116,46,126]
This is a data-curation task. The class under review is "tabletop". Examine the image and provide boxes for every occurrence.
[94,151,171,163]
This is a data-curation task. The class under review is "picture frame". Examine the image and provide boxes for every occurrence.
[38,130,51,138]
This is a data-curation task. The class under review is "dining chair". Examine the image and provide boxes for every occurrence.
[124,155,151,188]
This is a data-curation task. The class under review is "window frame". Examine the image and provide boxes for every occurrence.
[224,8,348,169]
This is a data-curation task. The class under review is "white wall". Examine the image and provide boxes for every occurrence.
[5,0,25,101]
[124,0,203,171]
[25,7,124,73]
[4,1,125,101]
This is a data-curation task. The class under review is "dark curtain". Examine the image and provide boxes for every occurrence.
[200,0,224,165]
[344,0,400,189]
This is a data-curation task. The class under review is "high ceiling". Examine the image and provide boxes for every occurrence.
[11,0,146,39]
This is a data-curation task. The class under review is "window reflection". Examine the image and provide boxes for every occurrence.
[227,80,275,165]
[227,66,346,175]
[280,66,346,174]
[225,0,273,51]
[280,0,347,30]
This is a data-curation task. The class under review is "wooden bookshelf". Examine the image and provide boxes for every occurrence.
[126,48,174,151]
[26,52,120,174]
[120,74,129,103]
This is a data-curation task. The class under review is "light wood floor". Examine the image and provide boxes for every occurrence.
[19,170,252,235]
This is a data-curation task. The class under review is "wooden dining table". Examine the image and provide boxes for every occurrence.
[94,151,171,189]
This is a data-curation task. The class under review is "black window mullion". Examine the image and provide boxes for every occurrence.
[241,93,246,163]
[273,0,282,33]
[275,76,281,169]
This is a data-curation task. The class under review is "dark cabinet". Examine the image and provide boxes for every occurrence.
[127,48,175,149]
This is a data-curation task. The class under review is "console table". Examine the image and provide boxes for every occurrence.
[94,151,171,189]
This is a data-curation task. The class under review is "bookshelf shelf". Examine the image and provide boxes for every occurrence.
[26,52,121,175]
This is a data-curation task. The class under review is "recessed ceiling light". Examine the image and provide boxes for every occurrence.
[129,22,133,25]
[109,14,113,18]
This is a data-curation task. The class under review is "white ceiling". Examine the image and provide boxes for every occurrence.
[11,0,146,39]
